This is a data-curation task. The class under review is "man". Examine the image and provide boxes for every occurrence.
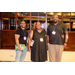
[28,22,47,62]
[15,20,28,62]
[47,15,68,62]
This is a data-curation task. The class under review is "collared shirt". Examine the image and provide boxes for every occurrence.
[47,21,68,45]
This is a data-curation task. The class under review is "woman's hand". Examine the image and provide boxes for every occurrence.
[28,47,31,52]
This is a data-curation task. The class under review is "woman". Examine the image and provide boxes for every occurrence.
[28,22,47,62]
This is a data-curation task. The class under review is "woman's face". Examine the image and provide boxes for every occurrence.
[36,22,41,30]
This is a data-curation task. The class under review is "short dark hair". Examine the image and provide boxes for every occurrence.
[20,20,25,23]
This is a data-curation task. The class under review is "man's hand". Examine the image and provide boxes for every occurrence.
[64,43,67,48]
[15,34,21,50]
[64,32,68,48]
[18,46,22,51]
[28,30,33,53]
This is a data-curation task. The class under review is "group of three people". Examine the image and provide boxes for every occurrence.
[15,15,68,62]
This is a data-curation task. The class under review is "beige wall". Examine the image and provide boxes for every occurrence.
[0,49,75,62]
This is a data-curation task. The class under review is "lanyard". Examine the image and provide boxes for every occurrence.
[53,22,58,30]
[40,32,42,37]
[21,28,26,36]
[37,30,42,37]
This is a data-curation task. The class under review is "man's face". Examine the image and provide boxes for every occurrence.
[53,15,59,23]
[36,22,41,29]
[20,21,26,28]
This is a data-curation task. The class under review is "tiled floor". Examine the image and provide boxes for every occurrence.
[0,61,32,62]
[0,61,15,62]
[1,50,75,62]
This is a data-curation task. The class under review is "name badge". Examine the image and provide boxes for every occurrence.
[24,36,26,41]
[40,38,44,42]
[52,31,56,35]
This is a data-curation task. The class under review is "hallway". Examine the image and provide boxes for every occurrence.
[0,12,75,62]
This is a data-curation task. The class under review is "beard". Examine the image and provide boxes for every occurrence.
[22,27,25,28]
[53,20,58,23]
[54,21,57,23]
[21,26,25,28]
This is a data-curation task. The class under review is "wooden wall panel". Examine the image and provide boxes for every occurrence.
[1,31,16,49]
[0,13,1,49]
[1,30,75,51]
[64,31,75,51]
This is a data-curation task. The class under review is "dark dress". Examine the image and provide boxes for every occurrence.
[31,29,47,62]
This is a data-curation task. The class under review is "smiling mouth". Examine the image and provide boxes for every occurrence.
[21,26,25,28]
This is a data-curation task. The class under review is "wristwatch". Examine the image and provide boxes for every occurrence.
[65,42,67,44]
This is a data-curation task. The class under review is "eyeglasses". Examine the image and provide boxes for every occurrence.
[53,17,58,19]
[21,23,26,24]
